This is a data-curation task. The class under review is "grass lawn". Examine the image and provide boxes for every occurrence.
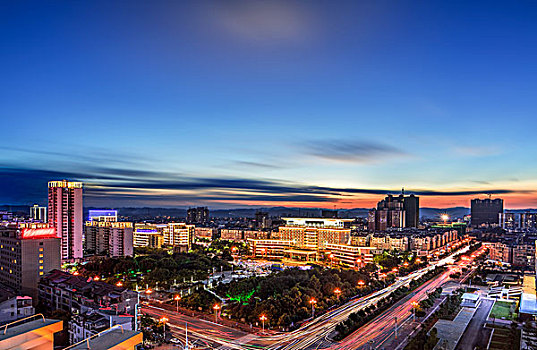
[490,300,517,320]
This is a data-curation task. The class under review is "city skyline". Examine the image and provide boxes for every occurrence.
[2,1,537,208]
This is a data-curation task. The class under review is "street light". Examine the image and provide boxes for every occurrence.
[411,301,419,321]
[159,316,169,339]
[355,258,362,268]
[259,314,267,333]
[334,288,341,300]
[329,254,335,268]
[309,298,317,318]
[441,214,449,224]
[93,276,100,281]
[213,304,221,323]
[73,271,79,276]
[174,295,181,312]
[116,281,123,287]
[357,280,365,288]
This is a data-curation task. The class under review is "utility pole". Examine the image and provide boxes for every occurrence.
[184,322,189,350]
[394,317,398,339]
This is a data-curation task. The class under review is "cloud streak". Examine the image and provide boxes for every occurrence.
[304,140,408,163]
[0,165,529,208]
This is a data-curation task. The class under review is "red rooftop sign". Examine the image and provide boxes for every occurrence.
[21,228,57,240]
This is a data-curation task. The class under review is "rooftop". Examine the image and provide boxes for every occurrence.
[69,329,143,350]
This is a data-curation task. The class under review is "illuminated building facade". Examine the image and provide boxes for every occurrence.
[194,227,215,240]
[84,221,133,257]
[247,239,293,259]
[0,223,61,300]
[220,229,269,242]
[278,218,352,249]
[162,223,195,250]
[48,180,83,260]
[88,209,118,222]
[324,243,375,267]
[133,224,165,248]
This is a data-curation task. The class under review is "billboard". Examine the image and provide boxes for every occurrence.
[21,228,57,240]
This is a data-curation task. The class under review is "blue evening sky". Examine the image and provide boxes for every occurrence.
[1,1,537,208]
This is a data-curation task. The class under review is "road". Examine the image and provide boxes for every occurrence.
[337,268,452,350]
[142,245,475,350]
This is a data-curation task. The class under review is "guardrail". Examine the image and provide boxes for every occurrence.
[63,324,125,350]
[2,314,46,335]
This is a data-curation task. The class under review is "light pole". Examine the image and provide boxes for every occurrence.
[259,314,267,333]
[411,301,419,321]
[309,298,317,318]
[357,280,365,288]
[159,316,168,340]
[174,295,181,313]
[355,258,362,269]
[213,304,220,323]
[329,254,335,268]
[334,288,341,301]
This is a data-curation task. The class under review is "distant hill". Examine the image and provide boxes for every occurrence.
[86,206,469,220]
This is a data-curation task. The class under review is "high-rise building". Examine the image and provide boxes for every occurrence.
[30,204,47,222]
[84,221,134,257]
[368,194,419,231]
[255,211,270,229]
[187,207,209,225]
[0,223,61,301]
[48,180,83,260]
[471,198,503,227]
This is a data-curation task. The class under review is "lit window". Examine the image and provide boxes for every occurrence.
[39,272,44,276]
[39,266,43,270]
[39,248,43,252]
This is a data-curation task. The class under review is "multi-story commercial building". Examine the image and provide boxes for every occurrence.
[0,287,34,324]
[133,223,194,251]
[162,223,195,251]
[324,243,375,267]
[133,224,165,248]
[187,207,209,225]
[30,204,47,222]
[194,227,215,241]
[369,234,411,251]
[88,209,118,222]
[84,221,134,257]
[471,198,503,227]
[0,223,61,300]
[368,194,419,231]
[220,229,269,242]
[247,239,293,259]
[278,218,352,250]
[48,180,83,260]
